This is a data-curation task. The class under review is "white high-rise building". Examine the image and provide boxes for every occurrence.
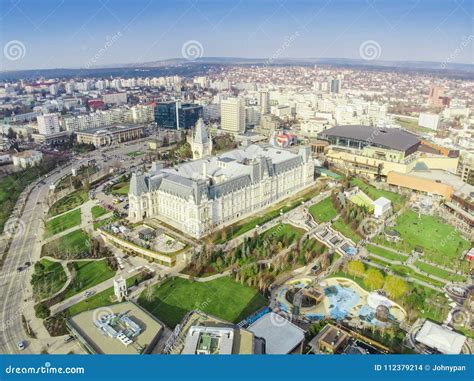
[37,113,60,135]
[259,90,270,115]
[221,97,245,134]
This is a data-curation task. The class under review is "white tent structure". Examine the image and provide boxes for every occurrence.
[416,321,466,354]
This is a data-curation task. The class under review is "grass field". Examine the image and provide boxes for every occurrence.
[213,185,320,243]
[44,209,81,237]
[332,219,361,243]
[64,259,116,299]
[42,229,91,259]
[49,190,88,216]
[138,277,268,328]
[386,211,469,269]
[415,261,466,282]
[366,245,408,262]
[67,287,116,316]
[126,151,144,157]
[67,275,141,316]
[93,215,120,230]
[309,197,338,223]
[349,192,374,212]
[110,181,129,196]
[91,205,108,219]
[262,223,304,245]
[350,178,404,210]
[31,259,67,300]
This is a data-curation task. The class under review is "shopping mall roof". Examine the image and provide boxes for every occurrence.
[319,125,420,152]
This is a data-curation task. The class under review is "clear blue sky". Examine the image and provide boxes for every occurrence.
[0,0,472,70]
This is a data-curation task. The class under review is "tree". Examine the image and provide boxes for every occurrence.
[347,260,365,278]
[364,268,384,290]
[7,127,17,140]
[384,275,408,300]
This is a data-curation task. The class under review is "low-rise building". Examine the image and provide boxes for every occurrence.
[76,125,145,147]
[11,150,42,168]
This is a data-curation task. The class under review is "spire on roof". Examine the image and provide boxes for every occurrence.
[194,118,208,144]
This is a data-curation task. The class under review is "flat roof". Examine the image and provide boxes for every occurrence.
[77,124,145,135]
[320,125,420,152]
[416,321,466,354]
[248,312,305,354]
[68,302,162,354]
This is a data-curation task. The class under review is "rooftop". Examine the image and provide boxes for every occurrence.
[68,302,163,354]
[320,125,421,152]
[247,312,305,354]
[416,320,466,354]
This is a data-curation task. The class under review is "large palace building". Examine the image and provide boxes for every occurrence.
[128,123,315,238]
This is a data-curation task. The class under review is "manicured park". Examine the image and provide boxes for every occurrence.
[91,205,108,219]
[366,244,408,262]
[49,190,88,216]
[381,211,469,269]
[350,178,404,210]
[332,219,361,243]
[31,259,67,300]
[309,197,337,223]
[64,259,116,299]
[42,229,91,259]
[110,181,129,196]
[44,209,82,237]
[138,277,268,328]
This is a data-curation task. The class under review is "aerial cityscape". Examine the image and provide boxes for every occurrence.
[0,0,472,373]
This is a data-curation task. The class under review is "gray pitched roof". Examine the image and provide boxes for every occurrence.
[319,125,420,152]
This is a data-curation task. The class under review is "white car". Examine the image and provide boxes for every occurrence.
[17,341,25,351]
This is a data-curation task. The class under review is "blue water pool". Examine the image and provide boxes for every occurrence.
[324,285,360,320]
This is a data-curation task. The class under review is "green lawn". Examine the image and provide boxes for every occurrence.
[110,182,129,196]
[332,219,361,243]
[138,277,268,328]
[67,287,116,316]
[366,245,408,262]
[350,178,404,210]
[41,229,91,259]
[91,205,108,219]
[389,264,446,288]
[49,190,88,216]
[385,211,470,269]
[213,186,320,243]
[262,223,304,245]
[67,274,143,316]
[126,151,144,157]
[93,215,120,230]
[31,259,67,300]
[309,197,337,223]
[64,259,116,299]
[44,209,81,238]
[415,261,466,282]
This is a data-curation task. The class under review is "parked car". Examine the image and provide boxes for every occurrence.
[17,341,25,351]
